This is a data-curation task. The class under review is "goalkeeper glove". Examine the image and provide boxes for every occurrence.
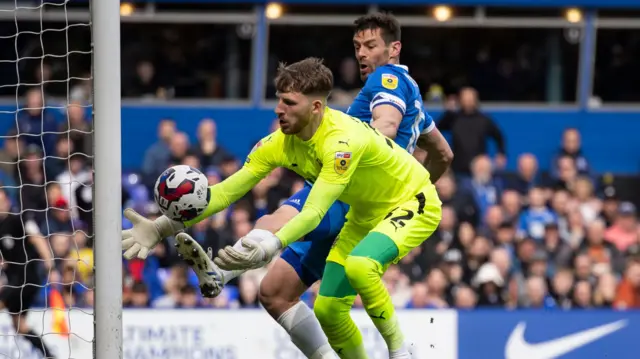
[214,229,282,270]
[121,208,185,260]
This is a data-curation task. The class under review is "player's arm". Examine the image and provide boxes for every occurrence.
[367,72,407,139]
[416,118,453,183]
[23,218,54,270]
[216,136,362,270]
[371,105,402,139]
[181,135,282,229]
[122,134,280,260]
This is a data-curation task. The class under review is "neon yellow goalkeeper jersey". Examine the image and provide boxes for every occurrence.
[242,107,433,245]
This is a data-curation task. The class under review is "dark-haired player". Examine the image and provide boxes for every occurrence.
[0,189,55,358]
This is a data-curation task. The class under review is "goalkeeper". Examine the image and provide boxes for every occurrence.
[123,58,444,359]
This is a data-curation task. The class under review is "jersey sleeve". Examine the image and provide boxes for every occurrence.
[421,112,436,134]
[366,69,409,115]
[318,132,366,185]
[242,132,283,178]
[184,168,262,227]
[275,178,346,246]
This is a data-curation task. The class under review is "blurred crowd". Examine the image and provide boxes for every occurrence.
[0,19,637,103]
[1,83,640,311]
[0,16,639,312]
[115,87,640,311]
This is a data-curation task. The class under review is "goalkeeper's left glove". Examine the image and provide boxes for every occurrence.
[214,229,282,270]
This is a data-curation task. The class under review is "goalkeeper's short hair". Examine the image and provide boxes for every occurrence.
[274,57,333,98]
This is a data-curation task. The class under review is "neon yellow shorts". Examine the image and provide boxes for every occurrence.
[326,183,442,266]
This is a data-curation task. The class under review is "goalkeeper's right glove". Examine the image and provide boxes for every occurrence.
[121,208,184,260]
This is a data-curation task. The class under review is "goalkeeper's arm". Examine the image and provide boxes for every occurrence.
[153,168,263,238]
[275,179,346,247]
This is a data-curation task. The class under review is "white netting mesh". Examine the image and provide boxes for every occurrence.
[0,1,93,358]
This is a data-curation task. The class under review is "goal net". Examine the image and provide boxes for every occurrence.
[0,1,95,358]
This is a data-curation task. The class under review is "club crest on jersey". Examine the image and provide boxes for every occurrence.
[334,152,352,175]
[250,140,263,155]
[381,74,398,90]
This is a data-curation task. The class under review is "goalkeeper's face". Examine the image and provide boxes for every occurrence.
[275,92,321,135]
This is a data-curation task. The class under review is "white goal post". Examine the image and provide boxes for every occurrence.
[0,0,122,358]
[91,0,123,357]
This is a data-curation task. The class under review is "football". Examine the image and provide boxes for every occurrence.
[154,165,210,221]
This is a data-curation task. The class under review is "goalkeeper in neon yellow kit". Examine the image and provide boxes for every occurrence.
[122,58,442,359]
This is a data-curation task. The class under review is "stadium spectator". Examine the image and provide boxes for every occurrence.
[504,153,542,195]
[436,174,479,226]
[605,202,639,252]
[0,129,21,180]
[142,118,176,188]
[551,128,591,179]
[613,260,640,309]
[16,88,59,156]
[461,155,504,223]
[521,276,556,309]
[125,60,168,99]
[472,262,505,307]
[517,187,557,241]
[541,223,573,273]
[437,87,506,175]
[192,118,233,169]
[554,155,579,191]
[551,268,575,309]
[331,57,361,106]
[62,102,93,156]
[454,285,478,309]
[501,190,522,224]
[581,219,624,275]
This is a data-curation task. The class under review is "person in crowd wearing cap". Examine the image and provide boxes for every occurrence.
[473,262,506,307]
[605,201,639,252]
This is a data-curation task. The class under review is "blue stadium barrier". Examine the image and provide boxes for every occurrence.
[2,105,639,174]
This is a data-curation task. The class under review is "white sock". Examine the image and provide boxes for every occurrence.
[277,301,338,359]
[220,238,251,284]
[389,342,411,359]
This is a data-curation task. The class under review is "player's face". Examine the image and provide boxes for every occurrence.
[353,28,400,81]
[275,92,317,135]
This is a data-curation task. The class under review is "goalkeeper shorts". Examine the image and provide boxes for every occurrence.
[280,184,349,287]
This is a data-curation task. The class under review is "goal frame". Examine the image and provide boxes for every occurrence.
[91,0,123,357]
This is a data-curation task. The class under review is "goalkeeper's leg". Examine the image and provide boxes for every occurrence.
[257,192,348,359]
[344,189,442,359]
[314,219,370,359]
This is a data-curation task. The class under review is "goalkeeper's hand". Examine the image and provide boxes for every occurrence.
[214,229,282,270]
[121,208,163,260]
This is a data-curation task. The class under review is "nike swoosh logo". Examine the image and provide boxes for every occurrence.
[505,320,627,359]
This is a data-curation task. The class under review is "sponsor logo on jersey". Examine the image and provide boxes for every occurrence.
[334,152,352,175]
[381,74,398,90]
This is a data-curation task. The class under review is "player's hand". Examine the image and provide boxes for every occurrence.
[214,229,282,270]
[121,208,162,260]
